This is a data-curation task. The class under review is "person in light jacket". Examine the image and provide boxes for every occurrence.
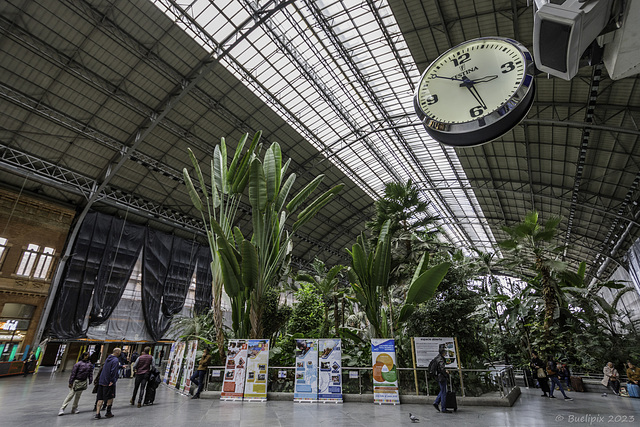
[602,362,621,395]
[59,352,93,416]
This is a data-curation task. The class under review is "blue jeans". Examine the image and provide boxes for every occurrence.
[549,376,568,398]
[190,370,206,395]
[434,379,448,410]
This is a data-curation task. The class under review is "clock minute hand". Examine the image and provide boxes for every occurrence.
[460,77,487,109]
[431,75,466,82]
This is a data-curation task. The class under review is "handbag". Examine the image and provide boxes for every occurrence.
[73,378,89,391]
[537,368,546,378]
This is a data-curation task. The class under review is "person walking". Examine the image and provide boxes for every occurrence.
[190,348,211,399]
[430,345,451,413]
[58,351,93,416]
[95,348,121,419]
[130,347,155,408]
[546,358,573,400]
[530,352,550,397]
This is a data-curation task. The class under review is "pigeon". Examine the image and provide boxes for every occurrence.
[409,413,419,423]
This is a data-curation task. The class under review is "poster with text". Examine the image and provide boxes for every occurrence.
[163,342,177,384]
[181,340,199,394]
[243,339,270,401]
[413,337,458,369]
[168,341,186,388]
[318,338,343,402]
[294,339,318,402]
[221,339,248,400]
[371,338,400,405]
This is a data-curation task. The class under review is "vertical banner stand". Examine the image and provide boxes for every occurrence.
[410,337,419,396]
[318,338,343,403]
[221,340,248,401]
[454,337,465,397]
[294,339,318,403]
[371,338,400,405]
[243,339,270,402]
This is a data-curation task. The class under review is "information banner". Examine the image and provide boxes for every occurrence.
[181,340,199,394]
[371,338,400,405]
[318,338,343,402]
[163,342,176,384]
[413,337,458,368]
[243,339,270,401]
[168,341,186,388]
[294,339,318,402]
[221,339,248,400]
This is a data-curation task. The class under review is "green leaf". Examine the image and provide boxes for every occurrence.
[286,175,324,213]
[249,158,267,211]
[405,262,451,305]
[397,303,415,323]
[241,240,259,292]
[264,145,277,203]
[183,168,203,211]
[275,173,296,215]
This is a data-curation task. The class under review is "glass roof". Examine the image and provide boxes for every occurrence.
[152,0,497,252]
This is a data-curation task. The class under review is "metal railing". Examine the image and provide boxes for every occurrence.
[204,365,517,398]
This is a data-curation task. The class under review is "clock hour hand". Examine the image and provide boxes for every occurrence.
[460,77,487,109]
[469,75,498,84]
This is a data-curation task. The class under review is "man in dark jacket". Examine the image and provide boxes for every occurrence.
[190,348,211,399]
[95,348,121,419]
[59,351,93,416]
[431,345,451,413]
[130,347,155,407]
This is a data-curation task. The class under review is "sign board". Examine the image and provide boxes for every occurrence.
[221,339,248,400]
[243,339,270,401]
[294,339,318,402]
[318,338,343,402]
[371,338,400,405]
[413,337,458,369]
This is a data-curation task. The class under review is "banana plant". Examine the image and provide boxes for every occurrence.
[183,132,261,348]
[347,219,450,338]
[211,140,344,338]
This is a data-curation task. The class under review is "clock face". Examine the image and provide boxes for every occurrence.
[414,37,535,146]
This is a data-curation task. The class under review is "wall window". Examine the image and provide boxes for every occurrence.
[15,244,55,279]
[0,237,7,269]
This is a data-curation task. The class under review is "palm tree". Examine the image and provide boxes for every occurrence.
[498,210,565,339]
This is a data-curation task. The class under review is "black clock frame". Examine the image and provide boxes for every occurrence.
[413,37,536,147]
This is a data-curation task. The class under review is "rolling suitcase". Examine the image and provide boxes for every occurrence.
[143,386,156,405]
[445,391,457,412]
[628,383,640,398]
[570,376,585,392]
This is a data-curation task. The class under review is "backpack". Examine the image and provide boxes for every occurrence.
[428,356,439,376]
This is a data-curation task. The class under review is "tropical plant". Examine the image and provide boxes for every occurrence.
[498,210,566,339]
[296,259,345,336]
[347,219,450,338]
[206,137,344,339]
[184,132,261,355]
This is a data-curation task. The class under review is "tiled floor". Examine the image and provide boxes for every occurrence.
[2,372,639,426]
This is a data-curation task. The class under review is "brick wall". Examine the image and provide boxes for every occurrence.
[0,188,75,354]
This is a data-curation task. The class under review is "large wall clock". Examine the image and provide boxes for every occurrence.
[413,37,536,147]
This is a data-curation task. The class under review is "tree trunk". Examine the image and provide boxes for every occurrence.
[212,278,226,360]
[334,295,339,335]
[249,296,264,339]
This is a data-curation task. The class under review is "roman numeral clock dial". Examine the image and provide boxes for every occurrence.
[413,37,535,147]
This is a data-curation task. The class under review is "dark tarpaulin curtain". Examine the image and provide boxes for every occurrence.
[48,212,111,339]
[141,228,173,342]
[88,217,145,326]
[157,237,198,336]
[194,245,213,315]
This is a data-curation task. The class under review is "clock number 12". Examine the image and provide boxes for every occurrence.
[453,53,471,67]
